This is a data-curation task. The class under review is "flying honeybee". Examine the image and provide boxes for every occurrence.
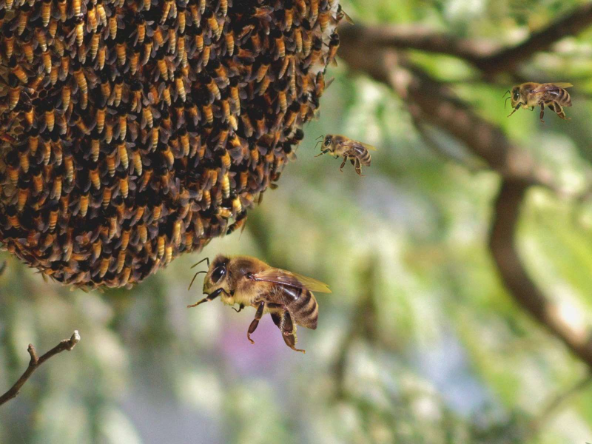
[188,255,331,353]
[315,134,376,176]
[506,82,573,122]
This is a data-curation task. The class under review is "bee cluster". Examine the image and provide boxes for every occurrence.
[0,0,342,288]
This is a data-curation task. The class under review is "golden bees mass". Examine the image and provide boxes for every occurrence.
[0,0,343,288]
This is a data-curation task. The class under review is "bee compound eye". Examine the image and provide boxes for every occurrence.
[211,265,226,283]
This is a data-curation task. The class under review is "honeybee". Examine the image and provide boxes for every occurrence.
[506,82,573,122]
[315,134,376,176]
[188,255,331,353]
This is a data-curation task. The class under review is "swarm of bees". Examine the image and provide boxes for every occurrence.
[189,255,330,353]
[315,133,375,175]
[506,82,573,122]
[0,0,344,288]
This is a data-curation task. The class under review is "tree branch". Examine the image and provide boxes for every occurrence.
[0,331,81,406]
[338,35,556,189]
[339,24,498,65]
[477,3,592,75]
[340,2,592,75]
[488,181,592,369]
[340,26,592,375]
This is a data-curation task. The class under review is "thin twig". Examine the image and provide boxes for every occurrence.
[530,373,592,433]
[332,258,379,399]
[0,331,81,406]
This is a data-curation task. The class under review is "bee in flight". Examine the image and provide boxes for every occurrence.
[187,255,331,353]
[315,134,376,176]
[505,82,572,122]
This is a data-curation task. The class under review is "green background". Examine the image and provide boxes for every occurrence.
[3,0,592,442]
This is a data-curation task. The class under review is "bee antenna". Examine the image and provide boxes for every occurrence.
[315,134,324,141]
[188,270,207,290]
[191,257,210,269]
[504,96,511,108]
[502,90,510,98]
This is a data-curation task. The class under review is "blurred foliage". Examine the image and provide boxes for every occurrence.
[3,0,592,443]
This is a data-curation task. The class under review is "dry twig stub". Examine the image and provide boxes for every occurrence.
[0,330,80,406]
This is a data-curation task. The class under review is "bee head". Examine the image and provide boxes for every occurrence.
[510,86,521,107]
[323,135,333,147]
[203,254,230,294]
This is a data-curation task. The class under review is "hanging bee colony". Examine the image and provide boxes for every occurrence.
[0,0,342,287]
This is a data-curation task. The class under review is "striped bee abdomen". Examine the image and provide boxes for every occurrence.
[351,145,371,166]
[555,88,572,107]
[280,285,319,330]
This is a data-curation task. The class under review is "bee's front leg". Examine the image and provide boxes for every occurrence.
[187,288,227,308]
[247,301,265,344]
[339,156,347,172]
[539,101,545,123]
[507,103,521,118]
[233,303,245,313]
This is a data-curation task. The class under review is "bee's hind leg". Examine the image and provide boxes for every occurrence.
[539,102,545,123]
[339,156,347,172]
[280,311,305,353]
[551,101,570,120]
[354,158,363,176]
[247,301,265,344]
[271,312,282,329]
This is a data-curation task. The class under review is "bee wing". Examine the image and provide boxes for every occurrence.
[341,10,355,24]
[251,268,332,293]
[361,143,377,151]
[335,134,377,151]
[532,83,573,92]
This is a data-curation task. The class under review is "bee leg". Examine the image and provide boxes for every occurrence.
[233,303,245,313]
[280,311,305,353]
[552,102,570,120]
[354,158,363,176]
[267,303,283,329]
[507,103,521,118]
[187,287,225,308]
[539,102,545,123]
[247,301,265,344]
[339,157,347,172]
[271,312,282,329]
[314,149,330,158]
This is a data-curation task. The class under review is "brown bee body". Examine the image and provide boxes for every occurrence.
[188,255,331,353]
[507,82,573,122]
[315,134,376,176]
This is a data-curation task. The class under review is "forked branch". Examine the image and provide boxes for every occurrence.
[488,182,592,369]
[0,331,81,406]
[340,2,592,76]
